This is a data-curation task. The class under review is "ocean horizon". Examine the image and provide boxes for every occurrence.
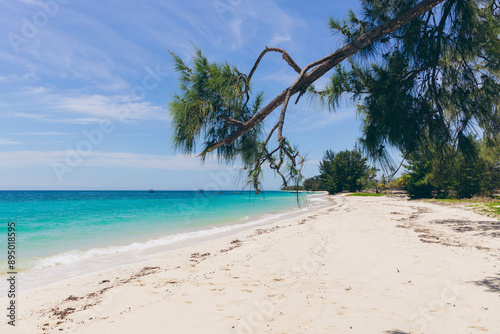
[0,190,325,294]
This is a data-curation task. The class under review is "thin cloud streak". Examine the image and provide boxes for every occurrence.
[0,91,168,123]
[0,139,20,145]
[286,107,356,133]
[0,150,237,171]
[18,132,73,136]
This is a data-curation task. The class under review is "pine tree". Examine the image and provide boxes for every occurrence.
[319,148,371,194]
[404,136,500,198]
[310,0,500,170]
[169,0,499,192]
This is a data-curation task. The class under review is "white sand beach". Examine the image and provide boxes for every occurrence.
[2,194,499,334]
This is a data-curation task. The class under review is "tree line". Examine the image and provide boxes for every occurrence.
[282,147,376,194]
[290,140,500,199]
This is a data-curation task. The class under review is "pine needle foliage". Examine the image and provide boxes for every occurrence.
[169,0,499,192]
[404,135,500,198]
[169,49,263,165]
[169,49,304,192]
[319,147,372,194]
[311,0,500,171]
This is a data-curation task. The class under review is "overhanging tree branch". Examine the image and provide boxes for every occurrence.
[199,0,447,157]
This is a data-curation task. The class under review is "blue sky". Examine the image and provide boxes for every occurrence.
[0,0,375,190]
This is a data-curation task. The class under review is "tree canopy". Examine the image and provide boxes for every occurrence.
[404,136,500,198]
[303,176,325,191]
[312,0,500,168]
[169,0,499,192]
[319,148,374,194]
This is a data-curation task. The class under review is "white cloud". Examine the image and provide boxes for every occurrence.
[15,0,38,5]
[154,0,307,52]
[0,150,236,171]
[286,106,357,133]
[229,19,243,47]
[0,91,168,123]
[308,110,356,128]
[269,35,292,45]
[1,111,50,120]
[0,139,20,145]
[54,118,106,125]
[236,0,305,48]
[19,132,72,136]
[54,94,167,121]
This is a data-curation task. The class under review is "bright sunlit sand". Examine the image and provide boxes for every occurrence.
[2,194,499,334]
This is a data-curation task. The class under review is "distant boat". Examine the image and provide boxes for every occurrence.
[198,189,204,193]
[216,191,224,194]
[149,189,155,193]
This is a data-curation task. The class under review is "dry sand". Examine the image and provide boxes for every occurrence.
[2,194,499,334]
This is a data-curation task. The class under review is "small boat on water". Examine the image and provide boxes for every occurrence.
[149,189,155,193]
[198,189,204,193]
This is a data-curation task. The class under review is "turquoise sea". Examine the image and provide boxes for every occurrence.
[0,190,324,293]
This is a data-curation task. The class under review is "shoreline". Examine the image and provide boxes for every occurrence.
[0,192,329,296]
[2,194,499,333]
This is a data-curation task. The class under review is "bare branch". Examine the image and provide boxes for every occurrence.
[253,122,280,172]
[274,167,288,187]
[389,152,409,179]
[247,47,302,83]
[263,123,280,149]
[278,89,292,139]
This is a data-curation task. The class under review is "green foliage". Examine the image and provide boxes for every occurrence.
[347,192,383,197]
[404,136,500,199]
[429,197,500,218]
[303,176,325,191]
[360,166,378,189]
[319,147,373,194]
[310,0,500,171]
[169,49,263,164]
[169,49,305,193]
[280,185,306,191]
[394,174,411,189]
[169,1,499,194]
[486,202,500,216]
[404,149,436,199]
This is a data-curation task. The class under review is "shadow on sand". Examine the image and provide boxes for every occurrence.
[470,272,500,293]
